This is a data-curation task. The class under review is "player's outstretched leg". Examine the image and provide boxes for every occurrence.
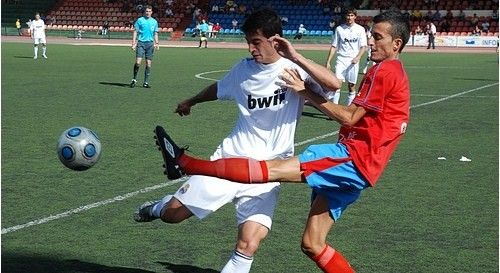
[154,125,185,180]
[154,125,269,183]
[133,200,159,222]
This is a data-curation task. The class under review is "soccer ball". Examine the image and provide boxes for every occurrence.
[57,126,102,171]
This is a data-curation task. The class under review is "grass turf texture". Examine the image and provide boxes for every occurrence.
[1,42,498,273]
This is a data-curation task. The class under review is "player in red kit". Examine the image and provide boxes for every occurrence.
[154,10,411,273]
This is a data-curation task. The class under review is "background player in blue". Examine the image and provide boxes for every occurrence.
[131,5,159,88]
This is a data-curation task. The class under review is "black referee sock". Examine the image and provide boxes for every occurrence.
[144,66,151,83]
[133,63,140,79]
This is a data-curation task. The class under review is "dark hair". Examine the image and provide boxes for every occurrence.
[241,8,282,38]
[144,5,153,12]
[345,7,357,16]
[373,9,410,52]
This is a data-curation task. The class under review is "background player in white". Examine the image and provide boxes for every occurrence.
[134,8,332,273]
[30,13,47,59]
[325,8,367,105]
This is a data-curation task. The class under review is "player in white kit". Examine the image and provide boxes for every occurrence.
[30,13,47,59]
[133,8,331,273]
[325,8,366,105]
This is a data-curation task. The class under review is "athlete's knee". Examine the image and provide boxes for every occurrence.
[160,207,187,223]
[235,237,261,256]
[301,235,324,257]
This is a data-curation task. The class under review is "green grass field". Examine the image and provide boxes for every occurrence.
[1,41,498,273]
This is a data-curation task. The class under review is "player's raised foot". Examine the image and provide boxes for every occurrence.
[133,200,159,222]
[130,79,137,88]
[42,54,47,59]
[143,82,151,88]
[154,125,185,180]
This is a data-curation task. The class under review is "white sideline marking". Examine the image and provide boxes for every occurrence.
[2,82,498,235]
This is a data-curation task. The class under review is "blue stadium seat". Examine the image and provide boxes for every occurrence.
[284,29,292,36]
[321,30,328,36]
[185,28,192,33]
[224,29,231,34]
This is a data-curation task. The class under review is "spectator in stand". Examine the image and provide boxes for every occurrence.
[293,23,306,39]
[333,4,342,23]
[211,4,219,13]
[281,15,289,26]
[329,18,336,31]
[491,9,498,21]
[212,22,222,38]
[411,9,422,22]
[231,18,238,29]
[415,24,424,35]
[431,9,441,22]
[469,13,479,27]
[239,3,247,14]
[439,19,451,33]
[472,24,481,36]
[481,20,490,33]
[101,20,109,35]
[165,7,174,17]
[193,7,201,21]
[457,10,466,21]
[444,10,453,21]
[424,10,433,22]
[165,0,173,6]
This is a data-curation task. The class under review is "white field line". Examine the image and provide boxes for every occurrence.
[2,82,498,235]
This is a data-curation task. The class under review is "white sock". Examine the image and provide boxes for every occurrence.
[221,250,253,273]
[151,195,173,218]
[332,90,341,104]
[34,46,38,57]
[42,47,46,55]
[347,91,356,105]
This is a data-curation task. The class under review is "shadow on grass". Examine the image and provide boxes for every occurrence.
[301,110,330,120]
[99,81,132,88]
[157,261,219,273]
[14,56,35,59]
[1,253,155,273]
[452,77,498,81]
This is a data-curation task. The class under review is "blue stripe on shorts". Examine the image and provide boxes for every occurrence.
[298,143,369,221]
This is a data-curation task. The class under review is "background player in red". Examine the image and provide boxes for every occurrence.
[154,10,411,273]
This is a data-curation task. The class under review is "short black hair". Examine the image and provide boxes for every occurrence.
[373,9,410,52]
[241,8,282,38]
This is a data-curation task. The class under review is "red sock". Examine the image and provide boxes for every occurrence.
[178,153,269,183]
[310,245,355,273]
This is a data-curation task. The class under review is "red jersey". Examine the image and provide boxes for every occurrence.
[339,59,410,186]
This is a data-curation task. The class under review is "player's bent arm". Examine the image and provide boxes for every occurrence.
[293,53,341,91]
[303,90,366,127]
[175,83,218,116]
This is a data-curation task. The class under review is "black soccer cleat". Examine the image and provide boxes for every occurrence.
[130,79,137,88]
[154,125,185,180]
[133,200,159,222]
[143,82,151,88]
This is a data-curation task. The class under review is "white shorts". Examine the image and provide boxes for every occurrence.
[33,37,46,45]
[335,56,359,85]
[173,175,280,229]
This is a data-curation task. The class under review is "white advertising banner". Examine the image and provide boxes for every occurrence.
[411,35,499,47]
[456,36,499,47]
[412,35,457,47]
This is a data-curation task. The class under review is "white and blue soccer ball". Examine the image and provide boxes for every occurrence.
[57,126,102,171]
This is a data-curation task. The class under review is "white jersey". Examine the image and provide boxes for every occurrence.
[30,19,46,39]
[215,57,316,161]
[331,23,367,58]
